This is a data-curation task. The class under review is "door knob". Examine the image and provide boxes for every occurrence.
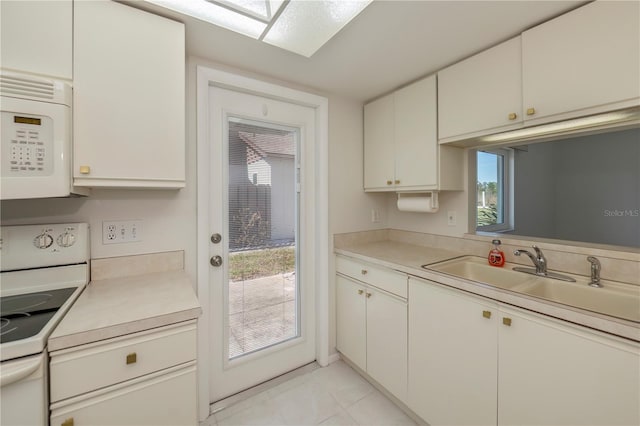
[210,255,223,267]
[211,233,222,244]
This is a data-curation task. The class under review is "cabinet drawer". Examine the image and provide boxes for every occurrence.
[50,321,196,402]
[336,256,407,298]
[50,362,197,426]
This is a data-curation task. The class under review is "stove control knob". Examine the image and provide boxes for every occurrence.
[57,231,76,248]
[34,233,54,249]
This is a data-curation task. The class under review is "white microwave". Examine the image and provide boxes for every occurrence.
[1,71,88,199]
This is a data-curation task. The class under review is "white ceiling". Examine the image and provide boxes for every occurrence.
[128,0,586,102]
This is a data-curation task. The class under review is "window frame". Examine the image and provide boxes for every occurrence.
[475,147,514,233]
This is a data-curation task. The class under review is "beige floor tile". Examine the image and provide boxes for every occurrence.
[346,390,416,426]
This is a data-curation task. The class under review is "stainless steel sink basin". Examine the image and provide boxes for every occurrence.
[425,256,640,322]
[425,256,538,290]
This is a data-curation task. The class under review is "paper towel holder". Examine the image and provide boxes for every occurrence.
[397,191,439,213]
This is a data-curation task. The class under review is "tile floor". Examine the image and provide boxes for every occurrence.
[200,360,417,426]
[229,273,296,358]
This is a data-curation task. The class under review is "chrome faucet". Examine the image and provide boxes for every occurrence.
[514,245,547,275]
[512,245,576,282]
[587,256,603,288]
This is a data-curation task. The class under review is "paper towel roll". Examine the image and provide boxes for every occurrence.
[397,193,439,213]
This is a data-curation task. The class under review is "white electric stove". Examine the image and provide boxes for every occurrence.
[0,223,89,426]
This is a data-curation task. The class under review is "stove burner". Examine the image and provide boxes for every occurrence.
[0,288,76,344]
[2,293,52,315]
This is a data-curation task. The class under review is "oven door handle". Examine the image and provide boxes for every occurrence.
[0,356,42,387]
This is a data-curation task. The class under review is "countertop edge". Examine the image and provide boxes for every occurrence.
[335,246,640,343]
[48,307,202,352]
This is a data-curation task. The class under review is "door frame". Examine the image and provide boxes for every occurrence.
[195,65,329,421]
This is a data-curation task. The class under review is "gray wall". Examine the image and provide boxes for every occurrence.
[511,128,640,247]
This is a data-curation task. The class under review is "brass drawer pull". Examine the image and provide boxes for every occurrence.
[526,107,536,116]
[503,317,512,326]
[394,180,400,185]
[366,292,372,298]
[361,269,368,275]
[62,418,74,426]
[358,289,364,295]
[482,310,492,319]
[508,112,517,120]
[126,352,137,365]
[386,180,393,185]
[79,165,90,175]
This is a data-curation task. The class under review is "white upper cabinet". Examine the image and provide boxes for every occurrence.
[0,0,72,80]
[438,37,523,141]
[73,1,185,189]
[364,75,462,192]
[363,94,395,190]
[394,77,438,189]
[522,0,640,124]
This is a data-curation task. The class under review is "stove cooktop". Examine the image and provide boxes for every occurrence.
[0,288,76,344]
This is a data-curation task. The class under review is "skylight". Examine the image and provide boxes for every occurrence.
[146,0,372,57]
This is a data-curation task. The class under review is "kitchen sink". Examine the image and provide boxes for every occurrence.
[517,279,640,322]
[425,255,640,322]
[425,256,538,290]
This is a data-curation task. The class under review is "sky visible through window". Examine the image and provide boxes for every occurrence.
[477,151,498,183]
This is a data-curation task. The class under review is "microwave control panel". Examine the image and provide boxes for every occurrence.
[1,111,54,177]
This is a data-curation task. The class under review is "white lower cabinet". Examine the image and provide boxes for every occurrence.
[408,278,498,426]
[50,363,196,426]
[408,277,640,426]
[335,255,408,403]
[49,321,198,426]
[498,306,640,426]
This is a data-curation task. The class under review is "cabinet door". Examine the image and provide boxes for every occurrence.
[50,363,197,426]
[498,306,640,425]
[0,1,72,80]
[336,275,367,371]
[394,76,437,189]
[364,94,395,190]
[438,37,522,141]
[73,1,185,188]
[522,1,640,123]
[408,278,498,426]
[366,287,407,403]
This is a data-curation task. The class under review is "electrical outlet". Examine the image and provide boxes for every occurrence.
[371,209,380,223]
[102,220,143,244]
[447,211,457,226]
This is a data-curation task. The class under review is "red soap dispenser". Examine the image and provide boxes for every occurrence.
[488,239,505,267]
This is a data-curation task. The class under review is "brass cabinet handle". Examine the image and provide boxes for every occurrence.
[386,180,393,185]
[61,418,74,426]
[79,165,90,175]
[126,352,137,365]
[482,310,492,319]
[358,289,364,295]
[366,292,372,298]
[526,107,536,116]
[361,269,368,275]
[394,180,400,185]
[508,112,517,120]
[503,317,512,326]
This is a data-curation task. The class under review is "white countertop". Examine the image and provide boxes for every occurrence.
[336,241,640,343]
[48,270,201,352]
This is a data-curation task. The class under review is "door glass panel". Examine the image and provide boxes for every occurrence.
[227,118,299,359]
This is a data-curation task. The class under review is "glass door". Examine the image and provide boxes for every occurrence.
[208,85,316,402]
